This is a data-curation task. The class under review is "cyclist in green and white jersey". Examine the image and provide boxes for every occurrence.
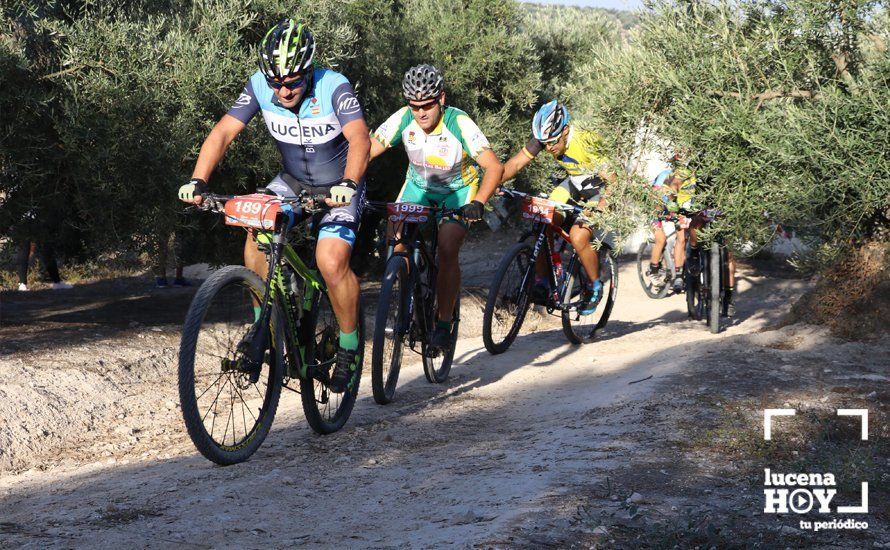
[369,64,503,349]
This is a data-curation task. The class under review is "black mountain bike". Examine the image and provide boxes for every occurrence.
[684,209,730,333]
[179,192,364,465]
[482,188,618,353]
[368,201,461,405]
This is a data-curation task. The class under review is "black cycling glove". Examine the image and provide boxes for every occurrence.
[461,200,485,221]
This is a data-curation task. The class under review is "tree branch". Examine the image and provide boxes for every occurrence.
[707,88,819,109]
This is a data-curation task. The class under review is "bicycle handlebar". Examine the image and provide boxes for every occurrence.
[498,186,600,221]
[188,191,330,215]
[363,199,463,220]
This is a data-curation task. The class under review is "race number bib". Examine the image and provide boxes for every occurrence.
[224,194,282,229]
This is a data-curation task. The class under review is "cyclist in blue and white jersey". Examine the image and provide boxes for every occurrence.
[178,19,371,393]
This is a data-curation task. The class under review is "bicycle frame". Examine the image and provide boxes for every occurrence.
[685,211,729,324]
[208,194,328,384]
[504,187,602,313]
[527,220,566,307]
[384,217,439,348]
[256,227,326,380]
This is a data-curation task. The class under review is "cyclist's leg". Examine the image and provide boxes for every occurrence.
[569,223,599,281]
[435,185,473,325]
[650,220,666,266]
[315,181,367,336]
[316,181,366,392]
[725,248,737,315]
[726,249,736,287]
[674,225,687,269]
[671,223,688,291]
[688,219,701,248]
[436,222,466,323]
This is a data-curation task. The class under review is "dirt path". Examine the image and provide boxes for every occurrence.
[1,238,886,548]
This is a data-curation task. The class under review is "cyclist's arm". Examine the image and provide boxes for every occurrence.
[341,118,371,182]
[501,150,535,183]
[369,135,387,160]
[369,107,411,162]
[473,149,504,205]
[596,169,617,209]
[191,114,247,181]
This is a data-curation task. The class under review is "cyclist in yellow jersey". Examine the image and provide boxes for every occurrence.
[501,101,616,314]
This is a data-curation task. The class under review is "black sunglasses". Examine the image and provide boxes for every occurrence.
[266,75,307,90]
[407,99,440,111]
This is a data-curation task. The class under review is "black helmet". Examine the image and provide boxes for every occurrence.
[258,18,315,80]
[402,64,444,102]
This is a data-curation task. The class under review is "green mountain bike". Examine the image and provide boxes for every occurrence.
[178,192,363,465]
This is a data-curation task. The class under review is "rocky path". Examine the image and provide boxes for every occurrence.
[1,247,886,548]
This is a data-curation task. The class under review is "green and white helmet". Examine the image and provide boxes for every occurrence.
[258,18,315,80]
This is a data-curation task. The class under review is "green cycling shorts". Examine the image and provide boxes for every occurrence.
[395,179,477,228]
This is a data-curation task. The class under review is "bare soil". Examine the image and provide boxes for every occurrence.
[0,230,887,548]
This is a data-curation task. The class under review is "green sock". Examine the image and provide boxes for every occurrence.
[339,330,359,351]
[437,319,452,330]
[253,306,262,322]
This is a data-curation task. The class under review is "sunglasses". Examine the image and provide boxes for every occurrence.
[267,75,307,90]
[408,99,440,111]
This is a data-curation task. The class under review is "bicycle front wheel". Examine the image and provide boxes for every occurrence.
[685,248,705,321]
[371,256,409,404]
[300,291,364,434]
[482,242,534,354]
[562,249,618,344]
[178,266,284,465]
[636,240,670,299]
[422,293,459,383]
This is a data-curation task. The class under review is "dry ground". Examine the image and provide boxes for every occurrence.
[0,230,886,548]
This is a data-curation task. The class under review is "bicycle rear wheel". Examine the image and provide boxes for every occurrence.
[482,242,534,354]
[178,266,283,465]
[562,248,618,344]
[708,242,722,333]
[371,256,409,404]
[300,291,364,434]
[636,240,671,299]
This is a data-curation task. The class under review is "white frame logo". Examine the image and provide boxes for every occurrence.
[762,408,870,526]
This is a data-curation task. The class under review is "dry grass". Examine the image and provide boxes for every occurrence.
[787,240,890,339]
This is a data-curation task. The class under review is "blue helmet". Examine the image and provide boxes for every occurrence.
[532,100,570,142]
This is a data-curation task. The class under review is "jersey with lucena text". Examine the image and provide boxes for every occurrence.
[226,67,364,187]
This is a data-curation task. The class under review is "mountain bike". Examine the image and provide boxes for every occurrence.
[367,200,461,405]
[636,218,686,298]
[482,188,618,354]
[684,209,730,334]
[178,191,364,465]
